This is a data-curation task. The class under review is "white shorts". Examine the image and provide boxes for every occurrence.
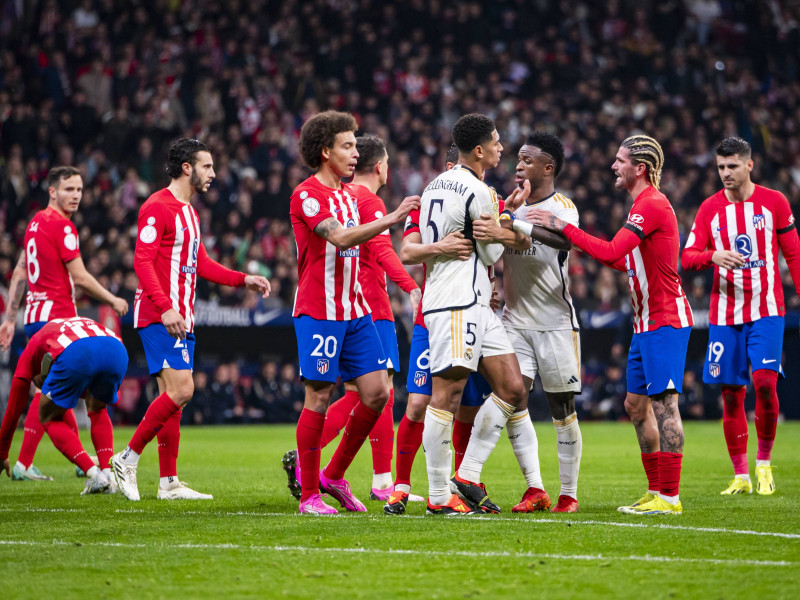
[424,304,514,374]
[506,327,582,393]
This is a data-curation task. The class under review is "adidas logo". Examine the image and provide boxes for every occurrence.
[567,376,580,384]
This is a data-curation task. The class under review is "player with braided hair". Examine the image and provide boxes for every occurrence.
[527,135,693,515]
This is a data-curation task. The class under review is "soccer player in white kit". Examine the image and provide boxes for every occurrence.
[474,131,583,513]
[420,114,528,514]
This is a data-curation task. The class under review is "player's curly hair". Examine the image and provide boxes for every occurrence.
[716,137,751,159]
[452,113,495,155]
[299,111,358,170]
[445,143,459,168]
[621,134,664,189]
[165,138,212,179]
[47,166,81,188]
[355,134,387,174]
[526,131,565,177]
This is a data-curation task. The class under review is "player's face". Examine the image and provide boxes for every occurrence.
[377,151,389,187]
[479,130,502,169]
[189,151,215,194]
[716,154,753,191]
[325,131,359,178]
[50,175,83,216]
[516,145,552,189]
[612,147,640,191]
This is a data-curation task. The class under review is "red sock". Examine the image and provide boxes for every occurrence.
[722,385,748,474]
[63,409,79,435]
[320,390,360,448]
[641,452,660,492]
[753,369,779,461]
[324,401,381,480]
[370,388,394,475]
[128,392,180,454]
[157,409,181,477]
[658,451,683,497]
[17,392,45,468]
[43,420,95,474]
[297,408,325,501]
[87,408,114,470]
[394,414,424,487]
[452,418,472,472]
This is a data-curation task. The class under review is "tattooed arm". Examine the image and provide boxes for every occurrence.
[313,195,420,250]
[0,253,27,351]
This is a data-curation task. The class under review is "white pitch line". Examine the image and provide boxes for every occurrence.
[0,539,793,567]
[2,506,799,540]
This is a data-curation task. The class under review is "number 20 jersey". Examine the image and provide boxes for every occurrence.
[23,207,81,325]
[419,165,504,314]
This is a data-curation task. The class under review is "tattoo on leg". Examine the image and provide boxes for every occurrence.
[631,418,653,453]
[652,395,684,453]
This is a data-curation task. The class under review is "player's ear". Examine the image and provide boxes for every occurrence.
[321,146,331,161]
[182,161,192,177]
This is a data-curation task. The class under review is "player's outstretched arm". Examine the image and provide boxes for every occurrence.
[473,214,531,251]
[0,253,27,351]
[315,195,421,250]
[66,257,129,316]
[400,231,472,265]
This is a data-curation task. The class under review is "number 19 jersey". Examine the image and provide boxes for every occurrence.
[419,165,504,314]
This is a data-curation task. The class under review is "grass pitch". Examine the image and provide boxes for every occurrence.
[1,421,798,599]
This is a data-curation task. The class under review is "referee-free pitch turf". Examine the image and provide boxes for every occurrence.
[1,422,798,599]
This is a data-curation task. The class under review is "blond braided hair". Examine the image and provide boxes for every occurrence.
[621,135,664,189]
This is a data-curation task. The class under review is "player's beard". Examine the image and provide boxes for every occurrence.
[190,170,207,194]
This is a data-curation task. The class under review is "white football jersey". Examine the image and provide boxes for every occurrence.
[420,165,504,314]
[502,192,580,331]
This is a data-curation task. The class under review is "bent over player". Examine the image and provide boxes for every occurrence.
[1,317,127,496]
[528,135,693,515]
[682,137,800,495]
[112,138,270,501]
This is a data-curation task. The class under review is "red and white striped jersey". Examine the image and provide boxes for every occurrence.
[682,185,800,325]
[14,317,120,382]
[564,185,693,333]
[352,184,418,323]
[290,176,370,321]
[22,208,80,324]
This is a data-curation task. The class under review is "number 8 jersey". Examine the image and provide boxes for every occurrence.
[419,165,504,314]
[22,207,81,324]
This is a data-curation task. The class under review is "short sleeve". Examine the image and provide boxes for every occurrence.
[290,187,334,232]
[553,201,579,228]
[358,193,390,236]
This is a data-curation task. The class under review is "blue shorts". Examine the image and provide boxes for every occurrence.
[461,372,492,407]
[24,321,46,339]
[374,319,400,374]
[406,324,431,395]
[42,337,128,409]
[294,315,387,383]
[138,324,196,375]
[703,316,785,385]
[627,326,691,395]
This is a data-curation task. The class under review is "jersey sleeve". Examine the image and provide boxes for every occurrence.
[774,193,800,294]
[553,202,579,228]
[290,187,335,234]
[774,191,797,235]
[53,220,81,264]
[196,243,247,287]
[563,223,641,266]
[403,208,421,238]
[134,201,173,315]
[681,204,715,271]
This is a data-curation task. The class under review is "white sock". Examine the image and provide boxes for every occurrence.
[458,394,515,483]
[756,459,770,467]
[394,483,411,494]
[160,475,179,489]
[86,465,100,479]
[659,492,679,505]
[553,412,582,500]
[506,410,543,489]
[423,406,454,505]
[120,446,140,466]
[15,460,29,471]
[372,472,393,490]
[735,473,751,482]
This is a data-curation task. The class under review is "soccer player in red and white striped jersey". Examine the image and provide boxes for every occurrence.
[528,135,692,515]
[288,111,418,515]
[0,166,128,481]
[112,139,270,502]
[1,317,128,495]
[309,134,422,500]
[682,137,800,495]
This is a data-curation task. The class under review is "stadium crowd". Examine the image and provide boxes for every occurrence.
[2,0,799,424]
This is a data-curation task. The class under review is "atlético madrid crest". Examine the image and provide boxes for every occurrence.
[182,348,190,364]
[753,214,765,230]
[317,359,330,374]
[709,363,720,378]
[414,370,427,387]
